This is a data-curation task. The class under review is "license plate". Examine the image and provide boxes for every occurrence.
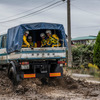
[60,64,63,67]
[21,65,29,69]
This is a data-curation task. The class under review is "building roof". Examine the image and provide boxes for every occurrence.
[72,36,97,41]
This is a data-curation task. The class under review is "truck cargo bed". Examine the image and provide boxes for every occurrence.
[0,47,66,65]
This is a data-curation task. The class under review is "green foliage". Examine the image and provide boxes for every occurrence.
[72,44,94,67]
[93,31,100,68]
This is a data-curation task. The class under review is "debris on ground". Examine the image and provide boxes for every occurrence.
[0,71,100,100]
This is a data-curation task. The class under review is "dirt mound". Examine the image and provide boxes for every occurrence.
[0,70,100,100]
[0,71,13,94]
[47,75,87,90]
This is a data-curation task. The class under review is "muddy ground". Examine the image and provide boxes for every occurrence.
[0,70,100,100]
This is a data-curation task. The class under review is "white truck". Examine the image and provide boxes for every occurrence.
[0,22,67,84]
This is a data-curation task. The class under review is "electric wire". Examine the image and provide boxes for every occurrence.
[71,4,100,17]
[72,25,100,29]
[0,0,55,21]
[23,2,65,20]
[1,2,66,25]
[0,0,63,23]
[0,1,66,33]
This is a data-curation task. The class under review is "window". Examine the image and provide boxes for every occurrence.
[2,35,7,48]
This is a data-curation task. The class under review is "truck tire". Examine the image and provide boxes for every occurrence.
[0,65,3,70]
[41,78,48,85]
[8,62,18,85]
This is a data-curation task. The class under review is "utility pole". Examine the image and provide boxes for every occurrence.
[67,0,72,67]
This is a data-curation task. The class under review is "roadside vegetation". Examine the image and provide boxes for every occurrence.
[93,31,100,69]
[72,44,94,68]
[68,32,100,78]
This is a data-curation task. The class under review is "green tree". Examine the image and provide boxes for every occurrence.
[93,31,100,68]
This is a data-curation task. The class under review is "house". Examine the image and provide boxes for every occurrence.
[72,36,97,45]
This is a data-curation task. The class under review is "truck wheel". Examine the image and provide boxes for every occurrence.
[0,65,3,70]
[41,78,48,85]
[8,65,18,85]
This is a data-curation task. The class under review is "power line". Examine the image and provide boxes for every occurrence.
[72,25,100,29]
[0,0,36,21]
[2,2,65,25]
[71,4,100,17]
[71,0,76,2]
[0,1,66,33]
[0,0,55,21]
[24,2,65,20]
[0,0,63,23]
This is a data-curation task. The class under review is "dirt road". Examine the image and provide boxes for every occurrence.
[0,70,100,100]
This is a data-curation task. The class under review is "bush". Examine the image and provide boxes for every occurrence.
[72,44,94,67]
[93,31,100,69]
[88,63,100,77]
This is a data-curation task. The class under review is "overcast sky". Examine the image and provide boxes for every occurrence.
[0,0,100,38]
